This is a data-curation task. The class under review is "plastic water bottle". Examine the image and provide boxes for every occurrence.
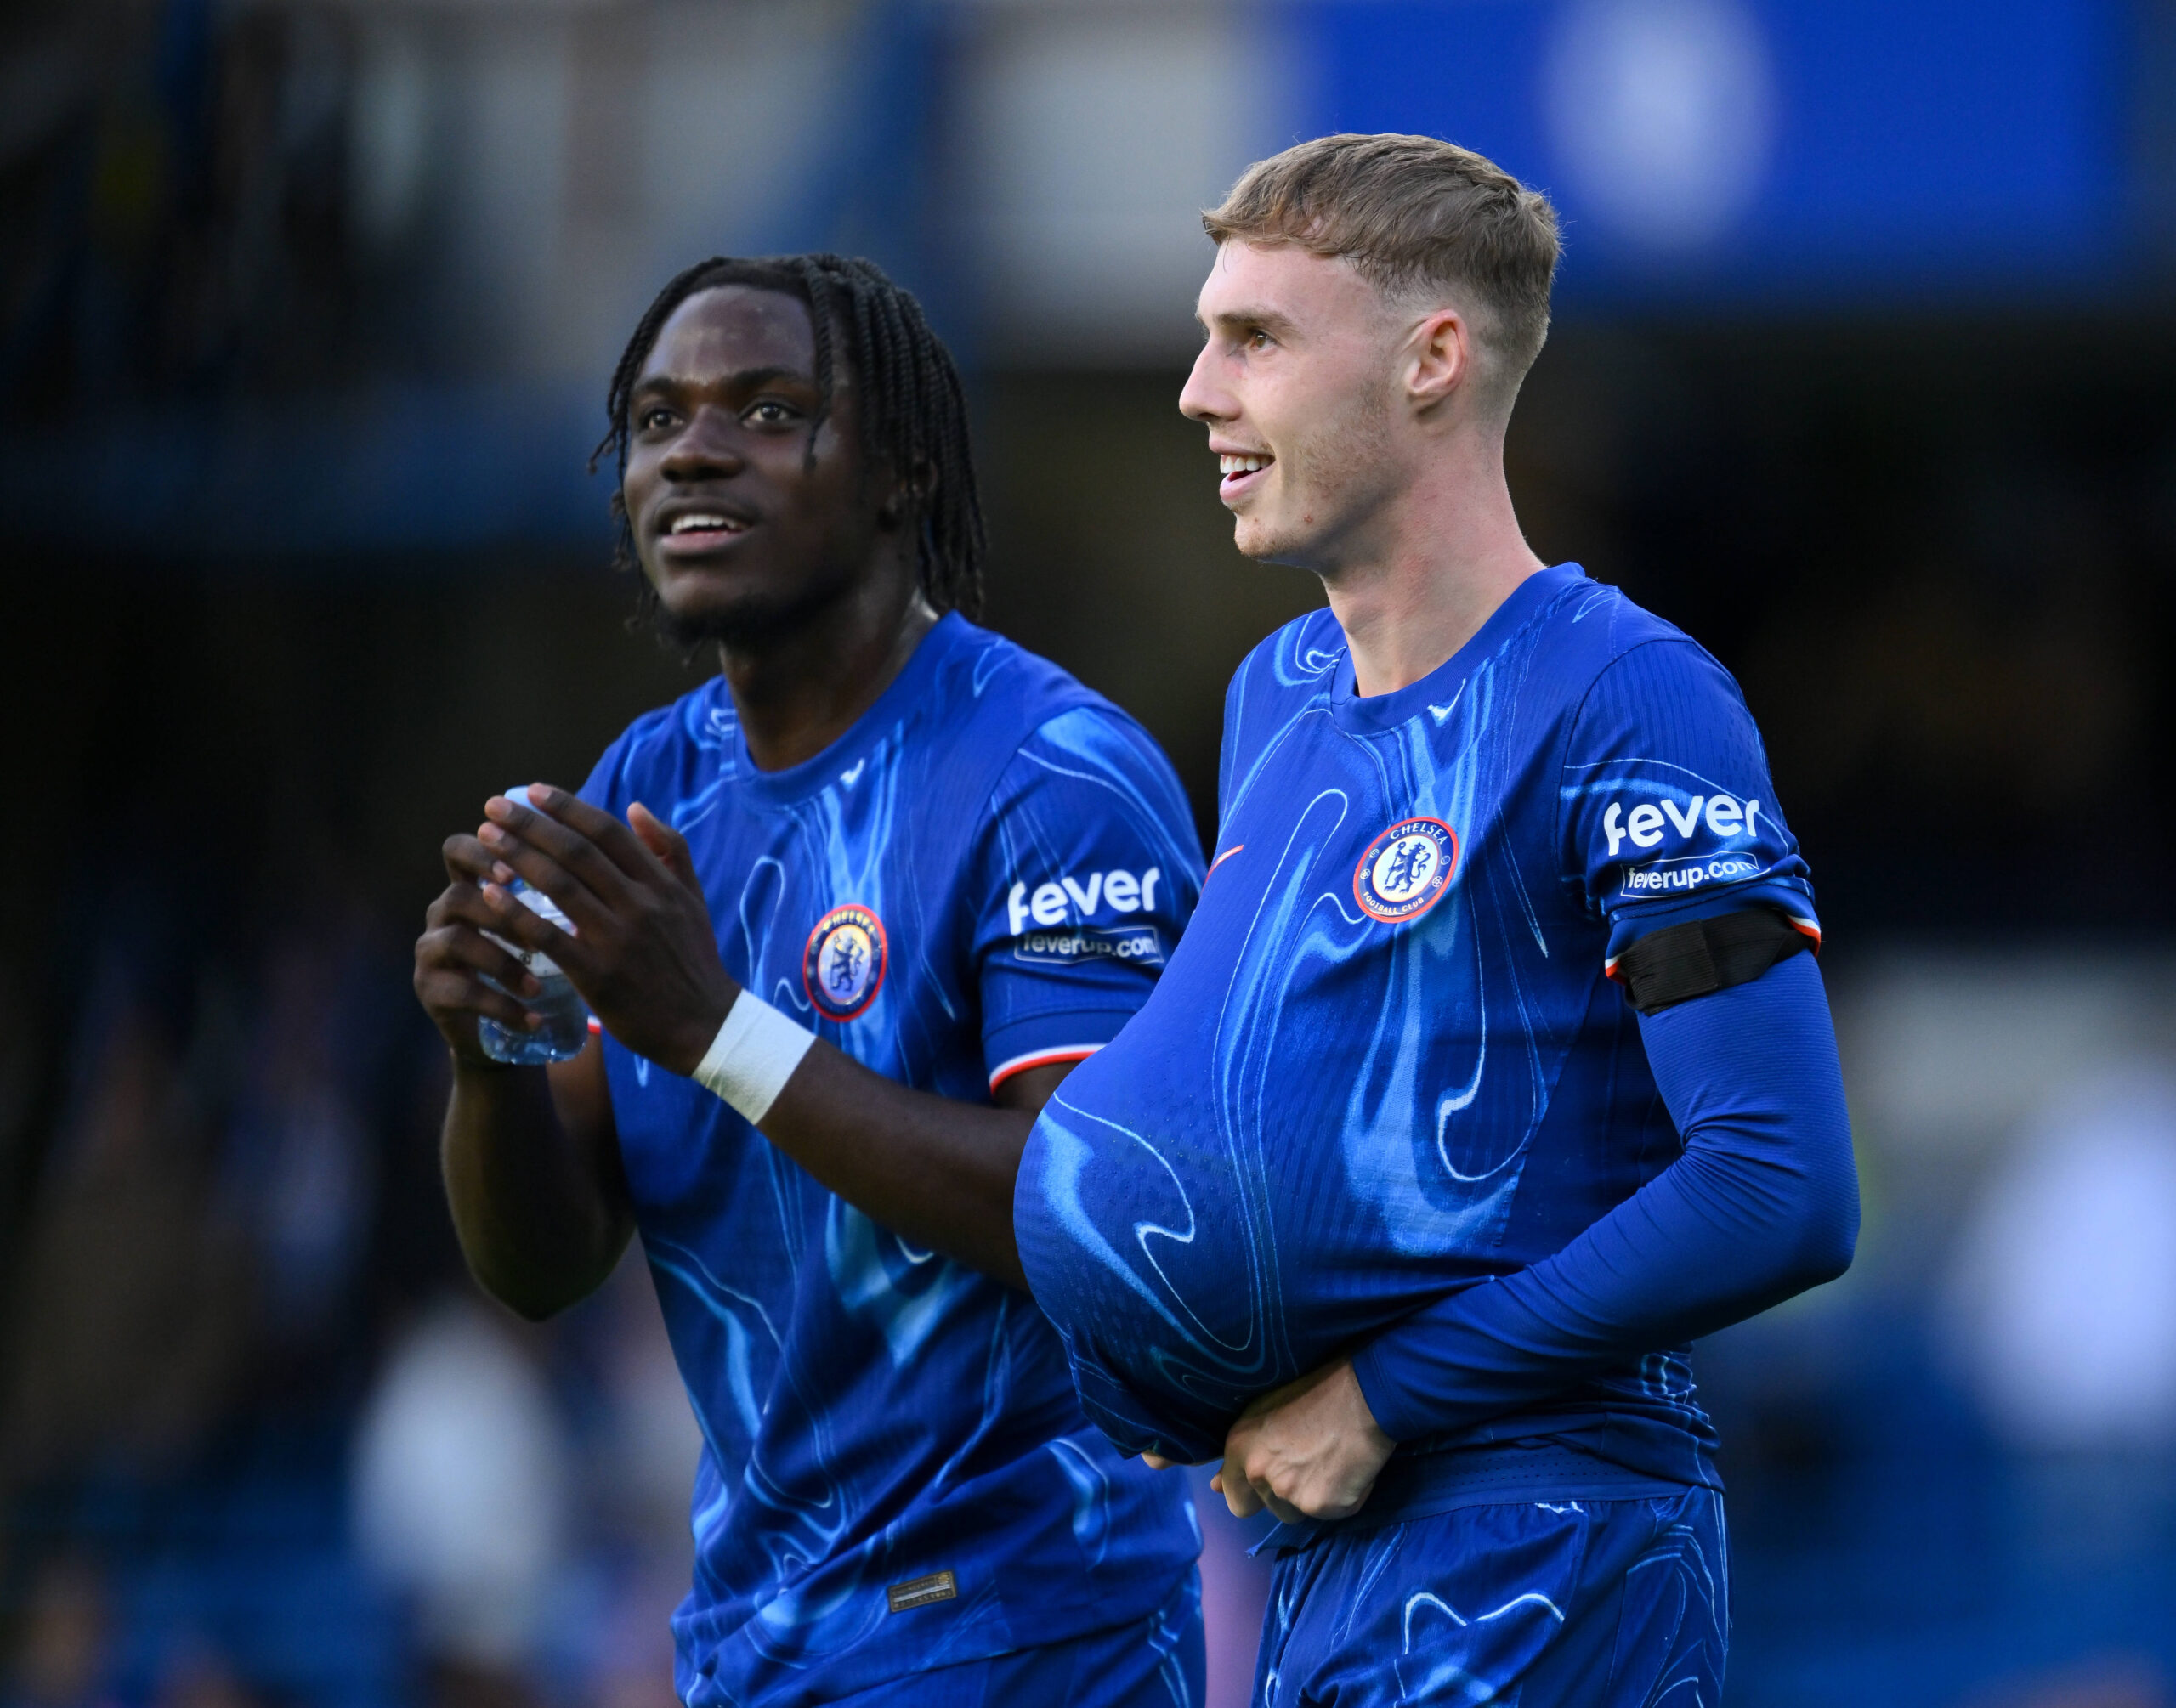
[476,790,591,1066]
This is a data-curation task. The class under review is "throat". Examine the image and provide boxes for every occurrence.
[725,592,938,772]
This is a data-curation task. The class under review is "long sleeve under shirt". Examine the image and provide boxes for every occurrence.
[1349,946,1859,1453]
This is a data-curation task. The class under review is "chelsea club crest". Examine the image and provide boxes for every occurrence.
[1353,817,1459,924]
[803,903,887,1021]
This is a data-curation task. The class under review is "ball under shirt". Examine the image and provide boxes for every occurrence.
[1015,565,1819,1504]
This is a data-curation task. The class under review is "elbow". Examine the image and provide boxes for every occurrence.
[467,1258,586,1323]
[499,1290,570,1325]
[1777,1191,1860,1297]
[1765,1116,1862,1298]
[1800,1222,1856,1291]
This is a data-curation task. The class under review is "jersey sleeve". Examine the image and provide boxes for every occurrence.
[970,706,1204,1092]
[1558,638,1819,978]
[1348,950,1859,1443]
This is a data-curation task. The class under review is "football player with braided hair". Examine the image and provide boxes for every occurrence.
[413,253,1206,1707]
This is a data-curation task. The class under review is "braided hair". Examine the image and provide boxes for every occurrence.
[592,253,986,623]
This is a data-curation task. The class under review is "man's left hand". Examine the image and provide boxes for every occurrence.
[1214,1357,1396,1524]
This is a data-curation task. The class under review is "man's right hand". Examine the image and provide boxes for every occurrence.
[411,830,547,1068]
[416,823,633,1321]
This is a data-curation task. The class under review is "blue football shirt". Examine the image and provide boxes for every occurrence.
[1014,565,1817,1493]
[579,614,1206,1706]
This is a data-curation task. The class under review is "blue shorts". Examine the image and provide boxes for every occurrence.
[1255,1489,1726,1707]
[825,1569,1204,1707]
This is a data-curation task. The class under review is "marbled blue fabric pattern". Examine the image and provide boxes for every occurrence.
[1255,1491,1728,1706]
[581,615,1205,1707]
[1016,566,1815,1487]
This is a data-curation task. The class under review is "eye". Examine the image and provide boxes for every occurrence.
[1245,328,1273,352]
[636,405,677,432]
[745,399,799,427]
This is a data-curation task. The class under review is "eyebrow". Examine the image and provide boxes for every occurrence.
[1198,303,1302,342]
[630,363,814,399]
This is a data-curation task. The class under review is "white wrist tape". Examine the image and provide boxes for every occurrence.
[692,991,817,1123]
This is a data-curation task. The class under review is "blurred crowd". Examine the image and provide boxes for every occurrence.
[7,893,2176,1708]
[0,885,699,1708]
[3,0,370,421]
[1692,956,2176,1708]
[5,3,2176,1705]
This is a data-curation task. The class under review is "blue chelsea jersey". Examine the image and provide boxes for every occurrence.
[1015,565,1817,1484]
[579,614,1206,1708]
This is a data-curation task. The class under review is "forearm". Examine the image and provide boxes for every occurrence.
[1351,953,1859,1441]
[758,1043,1034,1289]
[440,1053,632,1319]
[468,785,1051,1291]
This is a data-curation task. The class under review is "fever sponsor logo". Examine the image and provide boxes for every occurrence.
[1601,791,1760,858]
[1004,867,1164,936]
[803,903,887,1021]
[1353,817,1459,924]
[1012,924,1165,968]
[1619,851,1768,898]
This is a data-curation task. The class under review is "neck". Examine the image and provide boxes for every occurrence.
[1317,423,1545,697]
[717,567,938,772]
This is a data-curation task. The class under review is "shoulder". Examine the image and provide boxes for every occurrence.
[923,615,1110,729]
[1543,586,1779,828]
[1000,703,1192,834]
[936,621,1188,816]
[922,617,1142,775]
[1520,575,1746,730]
[1530,573,1697,676]
[583,676,738,808]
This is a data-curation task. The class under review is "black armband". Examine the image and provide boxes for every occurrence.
[1611,908,1810,1016]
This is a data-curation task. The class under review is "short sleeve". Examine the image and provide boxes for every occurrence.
[577,697,714,827]
[1559,639,1819,975]
[971,707,1204,1091]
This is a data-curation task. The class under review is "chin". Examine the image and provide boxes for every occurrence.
[652,567,847,652]
[653,596,779,651]
[1231,514,1304,565]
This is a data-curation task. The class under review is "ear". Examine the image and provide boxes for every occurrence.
[1405,308,1472,411]
[878,458,937,529]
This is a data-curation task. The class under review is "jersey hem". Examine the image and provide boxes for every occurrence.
[1257,1440,1716,1554]
[677,1565,1200,1708]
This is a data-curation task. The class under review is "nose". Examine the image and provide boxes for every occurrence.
[1178,341,1230,425]
[660,405,745,480]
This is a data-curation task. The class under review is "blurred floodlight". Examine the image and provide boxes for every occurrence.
[1838,953,2176,1159]
[351,26,434,248]
[1544,0,1775,248]
[1944,1071,2176,1452]
[963,4,1294,359]
[353,1297,574,1667]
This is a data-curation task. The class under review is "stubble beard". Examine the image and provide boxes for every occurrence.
[651,581,834,654]
[1232,380,1402,572]
[643,529,872,659]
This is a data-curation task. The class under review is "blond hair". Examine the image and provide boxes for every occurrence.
[1204,133,1561,390]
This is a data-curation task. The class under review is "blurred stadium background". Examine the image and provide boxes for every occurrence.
[3,1,2175,1704]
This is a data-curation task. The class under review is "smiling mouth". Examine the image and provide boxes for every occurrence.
[1218,452,1273,496]
[660,512,752,550]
